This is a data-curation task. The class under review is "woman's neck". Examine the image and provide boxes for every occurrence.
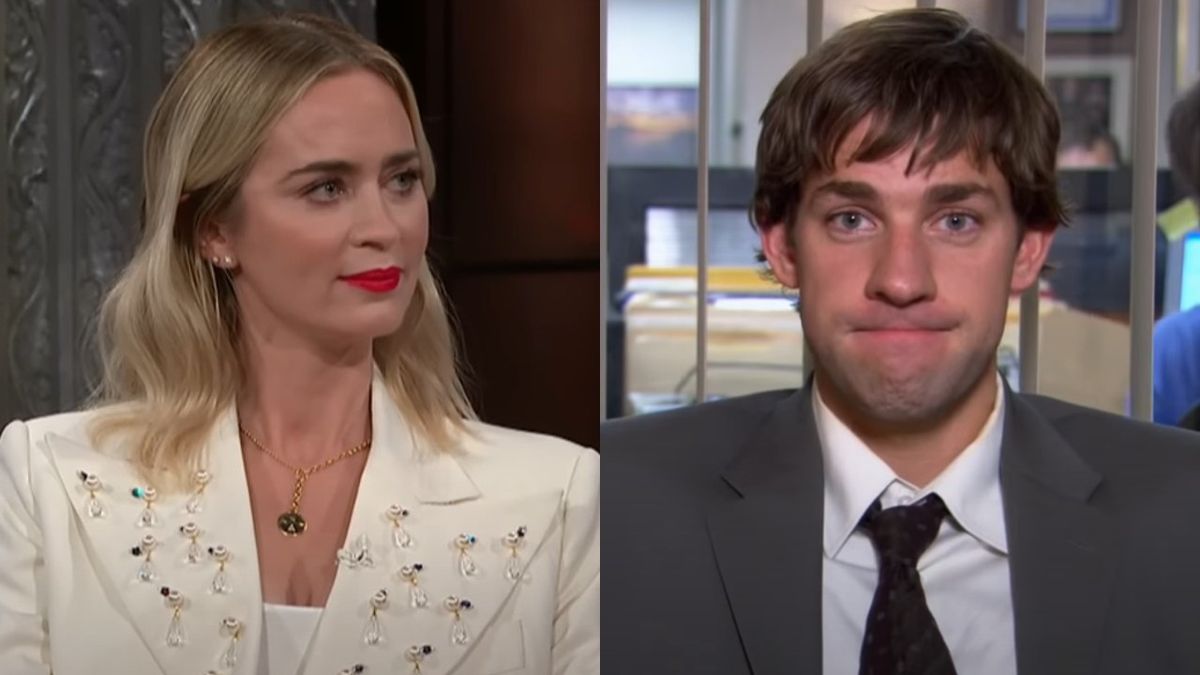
[236,334,374,467]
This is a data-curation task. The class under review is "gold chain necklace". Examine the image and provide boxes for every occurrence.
[238,426,371,537]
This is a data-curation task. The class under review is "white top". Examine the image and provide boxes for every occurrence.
[259,603,323,675]
[815,376,1017,675]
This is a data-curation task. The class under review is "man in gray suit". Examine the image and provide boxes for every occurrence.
[602,8,1200,675]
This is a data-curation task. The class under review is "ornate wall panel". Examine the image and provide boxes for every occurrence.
[1,0,376,422]
[74,0,138,397]
[5,0,52,417]
[163,0,202,80]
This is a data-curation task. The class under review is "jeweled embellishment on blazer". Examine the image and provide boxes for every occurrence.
[132,485,158,527]
[363,589,389,646]
[179,521,204,564]
[220,616,242,669]
[208,544,232,594]
[406,644,434,673]
[131,534,159,583]
[77,471,106,518]
[443,595,473,646]
[454,533,478,577]
[161,586,186,647]
[386,504,414,548]
[337,533,374,568]
[187,469,211,514]
[503,526,529,582]
[399,563,429,608]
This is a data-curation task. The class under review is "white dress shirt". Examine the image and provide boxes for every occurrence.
[815,376,1017,675]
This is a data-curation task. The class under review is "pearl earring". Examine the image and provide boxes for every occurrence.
[222,256,234,267]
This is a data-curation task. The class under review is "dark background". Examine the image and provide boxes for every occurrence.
[378,2,602,449]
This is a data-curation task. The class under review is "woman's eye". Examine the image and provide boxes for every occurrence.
[306,179,344,202]
[390,169,420,193]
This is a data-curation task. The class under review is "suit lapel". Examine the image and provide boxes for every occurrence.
[300,376,561,675]
[705,383,1116,674]
[40,409,264,675]
[706,389,824,675]
[1001,391,1114,675]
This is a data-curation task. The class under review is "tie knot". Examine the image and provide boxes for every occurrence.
[858,494,948,566]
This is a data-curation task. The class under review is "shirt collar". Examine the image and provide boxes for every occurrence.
[815,374,1008,559]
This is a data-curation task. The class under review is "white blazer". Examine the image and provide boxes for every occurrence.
[0,376,599,675]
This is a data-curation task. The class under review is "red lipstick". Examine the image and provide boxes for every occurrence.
[340,266,402,293]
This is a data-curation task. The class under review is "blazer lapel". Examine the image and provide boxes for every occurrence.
[706,389,824,675]
[300,376,561,675]
[1000,391,1114,675]
[40,408,264,675]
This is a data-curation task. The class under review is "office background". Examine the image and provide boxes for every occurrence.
[604,0,1200,426]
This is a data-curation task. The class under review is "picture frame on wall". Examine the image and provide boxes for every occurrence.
[606,86,698,166]
[1044,55,1132,164]
[1018,0,1121,33]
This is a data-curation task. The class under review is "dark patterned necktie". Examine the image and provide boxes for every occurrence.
[857,494,957,675]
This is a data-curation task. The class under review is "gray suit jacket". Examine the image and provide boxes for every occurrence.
[601,385,1200,674]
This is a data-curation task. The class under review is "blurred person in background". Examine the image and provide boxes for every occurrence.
[1056,108,1122,169]
[0,13,597,675]
[1155,80,1200,430]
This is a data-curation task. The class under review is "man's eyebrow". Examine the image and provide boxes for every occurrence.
[281,150,420,182]
[808,180,881,203]
[925,182,999,206]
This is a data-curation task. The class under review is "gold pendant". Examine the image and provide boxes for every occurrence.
[278,511,307,536]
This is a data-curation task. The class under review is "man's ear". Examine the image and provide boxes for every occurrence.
[1010,225,1055,293]
[759,220,800,289]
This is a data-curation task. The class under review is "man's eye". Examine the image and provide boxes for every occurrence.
[939,212,979,232]
[831,211,870,231]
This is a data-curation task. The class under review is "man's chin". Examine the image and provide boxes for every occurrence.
[823,369,965,426]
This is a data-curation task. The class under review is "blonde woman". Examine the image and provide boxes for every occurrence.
[0,13,597,675]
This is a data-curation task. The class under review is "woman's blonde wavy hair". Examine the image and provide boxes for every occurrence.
[89,13,474,487]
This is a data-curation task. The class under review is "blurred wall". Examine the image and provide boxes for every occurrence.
[379,1,602,449]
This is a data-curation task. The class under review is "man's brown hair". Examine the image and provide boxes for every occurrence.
[753,8,1066,233]
[1167,79,1200,198]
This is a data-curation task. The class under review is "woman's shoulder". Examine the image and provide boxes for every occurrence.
[3,408,101,443]
[2,405,132,459]
[460,420,589,454]
[452,420,597,494]
[0,409,113,514]
[1,406,138,487]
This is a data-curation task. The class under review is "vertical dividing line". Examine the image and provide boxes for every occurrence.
[1019,0,1047,393]
[807,0,822,60]
[600,0,608,419]
[1177,0,1190,91]
[1130,0,1162,421]
[696,0,711,404]
[801,0,822,377]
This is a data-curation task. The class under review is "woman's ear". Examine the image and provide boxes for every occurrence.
[191,198,238,269]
